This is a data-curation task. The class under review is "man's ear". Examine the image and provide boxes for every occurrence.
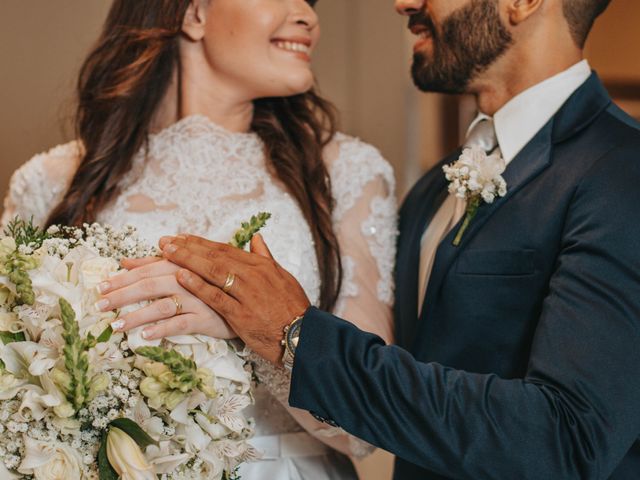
[505,0,545,25]
[182,0,208,41]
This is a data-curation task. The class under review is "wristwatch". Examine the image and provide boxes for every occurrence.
[281,315,304,370]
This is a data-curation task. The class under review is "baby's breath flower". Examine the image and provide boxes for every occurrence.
[443,146,508,246]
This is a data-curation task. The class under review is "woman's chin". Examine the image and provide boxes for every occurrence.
[258,71,315,98]
[283,76,315,96]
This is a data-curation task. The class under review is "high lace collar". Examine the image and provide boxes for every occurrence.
[148,114,262,147]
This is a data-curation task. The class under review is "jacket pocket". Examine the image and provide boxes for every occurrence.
[456,249,536,276]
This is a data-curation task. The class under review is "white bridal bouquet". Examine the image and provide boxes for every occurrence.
[0,215,271,480]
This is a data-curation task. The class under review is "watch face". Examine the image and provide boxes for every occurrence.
[286,319,303,352]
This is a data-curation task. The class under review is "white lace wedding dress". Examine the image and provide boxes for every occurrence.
[1,115,397,480]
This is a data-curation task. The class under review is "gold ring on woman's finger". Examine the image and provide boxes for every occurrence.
[222,273,236,294]
[170,295,183,316]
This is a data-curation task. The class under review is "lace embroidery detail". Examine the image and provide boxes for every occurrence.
[314,426,375,459]
[246,352,302,436]
[330,133,395,223]
[362,195,399,305]
[334,256,358,318]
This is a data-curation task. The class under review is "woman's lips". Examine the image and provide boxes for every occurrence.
[271,38,312,62]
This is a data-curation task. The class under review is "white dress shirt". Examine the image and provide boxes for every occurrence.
[467,59,592,166]
[417,60,592,314]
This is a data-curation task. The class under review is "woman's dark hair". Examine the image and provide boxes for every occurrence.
[46,0,342,311]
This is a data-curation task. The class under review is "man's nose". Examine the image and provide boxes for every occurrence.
[395,0,425,16]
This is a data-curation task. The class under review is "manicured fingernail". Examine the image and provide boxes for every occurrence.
[95,299,110,311]
[142,328,153,339]
[97,282,111,294]
[164,244,177,254]
[111,320,125,331]
[177,269,191,283]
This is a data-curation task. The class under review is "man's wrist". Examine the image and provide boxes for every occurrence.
[281,310,307,370]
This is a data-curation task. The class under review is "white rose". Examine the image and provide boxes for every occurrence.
[80,256,119,289]
[106,427,157,480]
[19,437,83,480]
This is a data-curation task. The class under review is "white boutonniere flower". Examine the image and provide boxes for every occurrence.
[443,146,508,246]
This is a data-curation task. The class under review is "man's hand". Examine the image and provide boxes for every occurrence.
[159,234,311,364]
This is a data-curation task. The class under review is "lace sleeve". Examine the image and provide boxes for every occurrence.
[329,134,397,343]
[1,142,81,229]
[250,134,398,458]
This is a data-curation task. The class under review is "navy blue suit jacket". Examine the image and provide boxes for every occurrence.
[289,74,640,479]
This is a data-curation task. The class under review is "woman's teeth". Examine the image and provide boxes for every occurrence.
[273,41,310,54]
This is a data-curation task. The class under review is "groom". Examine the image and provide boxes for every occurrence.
[162,0,640,478]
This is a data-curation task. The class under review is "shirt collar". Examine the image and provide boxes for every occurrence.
[466,60,592,165]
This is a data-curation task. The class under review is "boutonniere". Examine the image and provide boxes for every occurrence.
[443,146,508,246]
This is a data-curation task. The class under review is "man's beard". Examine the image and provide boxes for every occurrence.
[411,0,513,94]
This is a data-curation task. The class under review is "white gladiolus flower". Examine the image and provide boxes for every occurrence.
[4,342,56,377]
[17,388,60,422]
[18,437,83,480]
[106,427,156,480]
[145,441,192,474]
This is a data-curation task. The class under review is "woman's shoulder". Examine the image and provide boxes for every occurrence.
[2,141,82,227]
[324,132,396,220]
[325,132,394,181]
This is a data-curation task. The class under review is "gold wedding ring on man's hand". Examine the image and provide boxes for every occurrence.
[222,273,236,294]
[170,295,183,316]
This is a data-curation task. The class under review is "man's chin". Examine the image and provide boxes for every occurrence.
[411,60,469,94]
[411,71,466,95]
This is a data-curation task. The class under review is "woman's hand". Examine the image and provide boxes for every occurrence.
[159,234,311,364]
[95,257,236,340]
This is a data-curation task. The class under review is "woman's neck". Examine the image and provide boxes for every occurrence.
[151,65,255,134]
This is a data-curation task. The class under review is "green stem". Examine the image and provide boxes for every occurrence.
[453,198,480,247]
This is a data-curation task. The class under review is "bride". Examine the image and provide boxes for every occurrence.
[2,0,397,478]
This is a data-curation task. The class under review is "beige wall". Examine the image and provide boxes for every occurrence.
[586,0,640,81]
[0,1,111,208]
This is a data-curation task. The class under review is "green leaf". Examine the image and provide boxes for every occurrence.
[0,331,26,344]
[98,433,119,480]
[109,418,159,448]
[97,325,113,343]
[3,216,50,249]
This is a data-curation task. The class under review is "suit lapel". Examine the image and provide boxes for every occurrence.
[395,151,459,347]
[413,121,554,351]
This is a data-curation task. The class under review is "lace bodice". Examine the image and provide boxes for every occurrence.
[2,115,398,457]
